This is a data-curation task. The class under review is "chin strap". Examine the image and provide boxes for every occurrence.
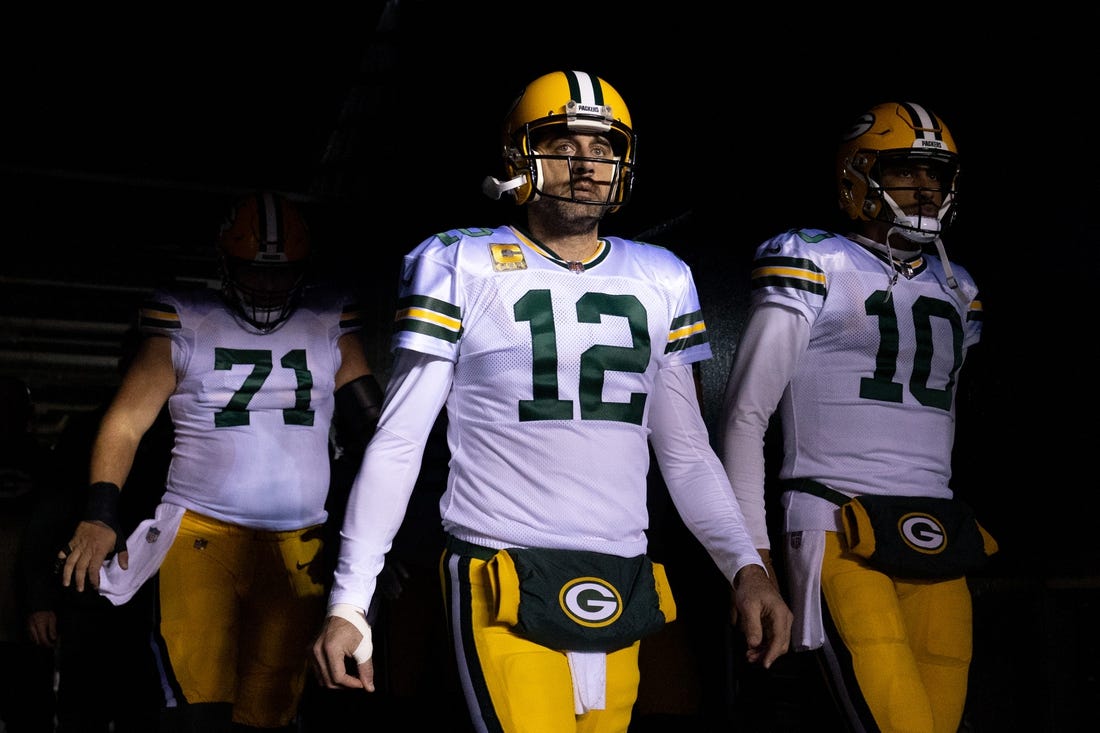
[874,191,961,296]
[931,236,959,291]
[882,190,941,241]
[856,230,961,305]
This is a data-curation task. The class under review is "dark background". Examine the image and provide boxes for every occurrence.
[2,3,1095,729]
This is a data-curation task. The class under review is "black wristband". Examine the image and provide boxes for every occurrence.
[85,481,122,536]
[334,374,384,455]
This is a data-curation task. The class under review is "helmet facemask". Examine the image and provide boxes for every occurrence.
[856,149,959,244]
[216,192,312,334]
[509,121,635,210]
[221,257,309,333]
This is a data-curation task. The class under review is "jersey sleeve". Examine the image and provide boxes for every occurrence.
[747,228,834,325]
[632,239,713,369]
[137,288,193,373]
[948,262,983,350]
[649,363,763,582]
[333,289,367,337]
[720,303,811,549]
[391,232,464,362]
[138,289,185,337]
[328,349,453,614]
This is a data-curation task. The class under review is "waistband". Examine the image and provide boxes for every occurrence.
[780,478,851,506]
[445,534,498,561]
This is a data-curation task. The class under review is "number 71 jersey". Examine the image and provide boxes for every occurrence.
[138,284,360,530]
[393,224,712,551]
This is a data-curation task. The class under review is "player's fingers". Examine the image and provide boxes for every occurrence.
[739,603,764,650]
[311,635,339,688]
[61,545,87,592]
[357,657,376,693]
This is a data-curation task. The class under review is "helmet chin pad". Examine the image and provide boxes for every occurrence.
[881,191,947,244]
[891,215,941,244]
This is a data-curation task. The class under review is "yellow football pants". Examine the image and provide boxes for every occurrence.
[156,510,326,728]
[442,545,641,733]
[820,530,972,733]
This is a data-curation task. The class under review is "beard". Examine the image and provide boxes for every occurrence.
[528,194,607,236]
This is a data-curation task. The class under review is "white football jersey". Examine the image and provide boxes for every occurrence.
[394,224,712,552]
[753,228,982,499]
[139,285,363,530]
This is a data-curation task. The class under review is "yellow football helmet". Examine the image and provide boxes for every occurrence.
[837,101,960,243]
[217,191,311,333]
[482,70,636,212]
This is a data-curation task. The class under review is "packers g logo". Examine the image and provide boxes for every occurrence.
[898,512,947,555]
[559,577,623,628]
[840,112,875,142]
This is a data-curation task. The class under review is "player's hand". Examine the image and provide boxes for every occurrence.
[26,610,58,648]
[732,563,792,669]
[311,613,375,692]
[730,548,780,626]
[58,520,119,593]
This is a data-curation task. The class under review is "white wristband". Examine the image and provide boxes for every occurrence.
[328,603,373,664]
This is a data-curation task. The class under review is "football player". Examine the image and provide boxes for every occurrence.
[59,191,384,732]
[311,70,792,733]
[720,102,984,732]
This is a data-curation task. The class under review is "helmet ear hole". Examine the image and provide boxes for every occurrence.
[502,146,535,206]
[838,179,854,206]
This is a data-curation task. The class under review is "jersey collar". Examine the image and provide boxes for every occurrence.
[510,225,611,273]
